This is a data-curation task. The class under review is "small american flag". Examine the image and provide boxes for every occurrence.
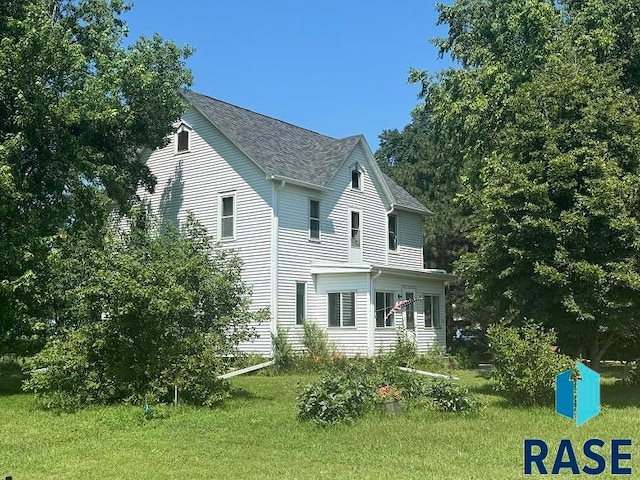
[384,297,421,322]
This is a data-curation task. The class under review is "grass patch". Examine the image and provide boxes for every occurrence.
[1,368,639,479]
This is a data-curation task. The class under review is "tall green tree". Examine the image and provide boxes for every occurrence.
[398,0,640,367]
[457,53,640,367]
[0,0,193,354]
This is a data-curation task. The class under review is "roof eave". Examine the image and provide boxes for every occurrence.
[391,204,434,216]
[309,262,456,281]
[375,265,457,281]
[310,262,373,275]
[269,174,333,191]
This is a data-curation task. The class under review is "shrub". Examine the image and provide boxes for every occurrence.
[388,328,418,366]
[426,378,478,413]
[448,348,479,369]
[150,334,232,407]
[297,372,374,426]
[487,322,573,405]
[616,361,640,386]
[272,325,296,371]
[24,213,268,410]
[373,364,429,400]
[418,343,450,372]
[24,329,107,411]
[302,321,332,361]
[0,354,25,375]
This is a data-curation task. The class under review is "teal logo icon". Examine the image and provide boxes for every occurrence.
[555,362,600,426]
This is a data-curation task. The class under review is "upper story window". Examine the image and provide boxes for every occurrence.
[175,122,192,153]
[309,199,320,241]
[351,168,362,190]
[219,193,235,240]
[388,214,398,251]
[350,210,361,248]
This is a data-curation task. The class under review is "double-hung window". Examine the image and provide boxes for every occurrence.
[309,199,320,240]
[328,292,355,327]
[388,214,398,251]
[350,211,361,248]
[220,194,235,240]
[296,282,306,325]
[177,130,189,152]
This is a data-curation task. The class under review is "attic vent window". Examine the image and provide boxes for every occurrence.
[177,130,189,152]
[351,168,362,190]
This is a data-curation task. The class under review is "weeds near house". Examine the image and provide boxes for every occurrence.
[302,320,333,361]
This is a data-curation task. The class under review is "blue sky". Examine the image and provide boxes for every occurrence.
[123,1,452,150]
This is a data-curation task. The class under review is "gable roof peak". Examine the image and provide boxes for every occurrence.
[180,89,430,214]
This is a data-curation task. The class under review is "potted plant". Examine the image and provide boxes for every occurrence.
[376,385,403,414]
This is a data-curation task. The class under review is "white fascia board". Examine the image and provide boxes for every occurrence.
[391,204,434,216]
[310,262,374,275]
[268,174,333,192]
[375,265,457,282]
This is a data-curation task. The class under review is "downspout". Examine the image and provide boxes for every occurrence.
[368,268,383,356]
[270,178,286,356]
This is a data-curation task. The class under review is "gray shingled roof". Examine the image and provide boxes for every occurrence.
[181,90,430,214]
[382,173,433,215]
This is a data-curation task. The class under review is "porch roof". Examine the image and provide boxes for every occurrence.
[309,261,456,281]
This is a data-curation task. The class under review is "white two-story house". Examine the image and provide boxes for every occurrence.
[140,90,454,356]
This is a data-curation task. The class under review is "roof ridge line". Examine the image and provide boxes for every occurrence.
[184,90,342,142]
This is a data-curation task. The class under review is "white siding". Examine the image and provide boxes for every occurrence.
[142,119,438,357]
[274,141,431,355]
[313,274,370,356]
[388,210,424,269]
[276,143,425,271]
[373,276,446,354]
[141,106,273,354]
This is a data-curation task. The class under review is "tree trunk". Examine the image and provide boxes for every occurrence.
[589,344,605,372]
[589,334,615,372]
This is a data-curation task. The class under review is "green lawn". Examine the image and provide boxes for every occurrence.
[1,368,638,479]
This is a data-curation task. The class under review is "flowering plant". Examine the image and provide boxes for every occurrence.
[376,384,401,403]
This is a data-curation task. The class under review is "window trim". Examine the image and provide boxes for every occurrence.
[375,291,395,328]
[327,292,356,328]
[309,198,321,242]
[218,192,236,241]
[296,282,306,325]
[175,122,192,154]
[349,208,362,249]
[388,213,398,252]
